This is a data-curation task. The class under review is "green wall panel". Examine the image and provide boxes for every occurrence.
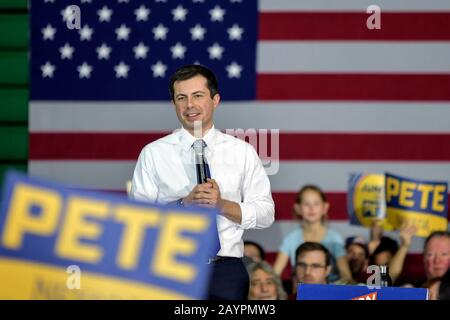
[0,88,28,122]
[0,1,28,9]
[0,14,28,48]
[0,51,28,84]
[0,127,28,160]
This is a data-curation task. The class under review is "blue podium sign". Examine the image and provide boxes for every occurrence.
[297,284,428,300]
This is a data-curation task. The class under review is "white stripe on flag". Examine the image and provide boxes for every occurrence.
[29,102,450,133]
[259,0,450,12]
[258,42,450,73]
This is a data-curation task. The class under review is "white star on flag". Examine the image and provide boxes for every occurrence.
[227,24,244,40]
[79,25,93,41]
[172,5,188,21]
[59,43,74,59]
[41,61,55,78]
[61,6,73,22]
[226,62,243,78]
[190,24,206,41]
[135,5,150,21]
[77,62,93,79]
[42,24,56,40]
[209,6,225,22]
[133,42,149,59]
[151,61,167,77]
[116,24,131,41]
[153,24,169,40]
[97,6,113,22]
[114,62,130,78]
[96,43,112,60]
[208,43,224,60]
[81,0,92,3]
[171,42,187,59]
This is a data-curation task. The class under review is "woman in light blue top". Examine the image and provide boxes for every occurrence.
[273,185,353,283]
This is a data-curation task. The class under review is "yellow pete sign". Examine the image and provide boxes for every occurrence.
[0,171,219,299]
[384,173,448,237]
[347,173,392,229]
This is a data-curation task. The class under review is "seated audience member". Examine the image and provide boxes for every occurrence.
[345,236,370,283]
[392,230,450,287]
[423,231,450,281]
[244,240,266,263]
[247,261,287,300]
[273,185,352,283]
[293,242,332,290]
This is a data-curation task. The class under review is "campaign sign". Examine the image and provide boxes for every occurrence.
[347,173,390,229]
[385,172,448,237]
[297,284,428,300]
[0,171,219,299]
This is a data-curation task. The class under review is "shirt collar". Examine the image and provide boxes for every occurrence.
[178,125,217,152]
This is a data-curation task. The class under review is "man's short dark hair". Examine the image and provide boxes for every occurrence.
[169,64,219,101]
[244,240,266,261]
[295,242,332,267]
[424,230,450,251]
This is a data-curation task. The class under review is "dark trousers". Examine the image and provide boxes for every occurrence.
[207,257,249,300]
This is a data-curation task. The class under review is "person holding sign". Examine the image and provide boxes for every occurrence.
[130,64,275,300]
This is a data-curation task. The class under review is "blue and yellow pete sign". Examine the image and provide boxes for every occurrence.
[347,173,391,229]
[385,172,448,237]
[0,171,219,299]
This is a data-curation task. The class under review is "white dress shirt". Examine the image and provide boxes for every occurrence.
[130,126,275,258]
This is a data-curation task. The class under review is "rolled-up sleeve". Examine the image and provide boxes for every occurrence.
[239,144,275,230]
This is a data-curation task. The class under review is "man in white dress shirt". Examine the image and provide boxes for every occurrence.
[131,64,275,300]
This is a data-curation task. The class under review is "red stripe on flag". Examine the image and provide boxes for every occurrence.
[29,132,166,160]
[259,12,450,40]
[279,133,450,161]
[273,192,348,220]
[29,132,450,160]
[257,74,450,101]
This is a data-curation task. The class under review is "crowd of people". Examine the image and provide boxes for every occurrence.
[243,185,450,300]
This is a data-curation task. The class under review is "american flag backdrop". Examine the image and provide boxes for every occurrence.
[29,0,450,266]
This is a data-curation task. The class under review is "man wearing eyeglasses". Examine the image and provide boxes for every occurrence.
[294,242,332,286]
